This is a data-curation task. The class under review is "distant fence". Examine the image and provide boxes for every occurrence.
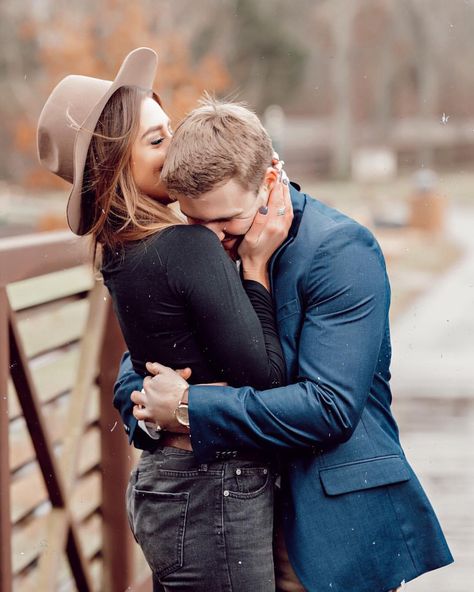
[0,231,151,591]
[282,117,474,178]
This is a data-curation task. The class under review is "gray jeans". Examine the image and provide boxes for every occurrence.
[126,446,275,591]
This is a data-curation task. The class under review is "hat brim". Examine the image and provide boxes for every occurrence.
[66,47,158,235]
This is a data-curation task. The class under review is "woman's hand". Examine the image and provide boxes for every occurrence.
[238,172,293,290]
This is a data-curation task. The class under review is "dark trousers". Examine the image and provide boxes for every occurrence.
[127,446,275,591]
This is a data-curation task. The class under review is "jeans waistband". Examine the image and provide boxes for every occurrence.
[143,444,270,465]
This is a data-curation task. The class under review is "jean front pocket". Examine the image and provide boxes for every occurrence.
[132,488,189,578]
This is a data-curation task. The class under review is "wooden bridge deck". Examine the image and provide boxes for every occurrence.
[2,206,472,590]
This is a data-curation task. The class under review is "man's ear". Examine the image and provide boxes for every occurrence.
[258,167,279,201]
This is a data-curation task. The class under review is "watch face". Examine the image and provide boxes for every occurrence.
[176,403,190,427]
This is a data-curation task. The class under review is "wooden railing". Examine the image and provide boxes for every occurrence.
[0,231,151,591]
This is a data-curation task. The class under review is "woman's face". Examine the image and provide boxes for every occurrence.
[131,97,173,202]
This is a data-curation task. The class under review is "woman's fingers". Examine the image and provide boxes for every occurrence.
[267,176,285,213]
[265,175,293,241]
[271,152,285,173]
[269,171,293,217]
[282,176,293,220]
[248,204,270,236]
[238,170,292,263]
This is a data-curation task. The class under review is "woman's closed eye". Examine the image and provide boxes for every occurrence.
[150,128,173,147]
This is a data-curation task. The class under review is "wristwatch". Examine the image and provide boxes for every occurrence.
[175,401,190,427]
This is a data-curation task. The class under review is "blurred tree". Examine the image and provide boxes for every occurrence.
[3,0,474,186]
[1,0,230,189]
[192,0,308,112]
[397,0,439,167]
[312,0,359,179]
[352,0,394,137]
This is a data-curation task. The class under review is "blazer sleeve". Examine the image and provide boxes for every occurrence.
[113,352,148,448]
[188,222,390,461]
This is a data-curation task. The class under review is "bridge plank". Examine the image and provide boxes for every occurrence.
[7,266,93,311]
[12,510,102,576]
[16,298,89,358]
[11,431,101,524]
[9,390,99,473]
[8,348,81,420]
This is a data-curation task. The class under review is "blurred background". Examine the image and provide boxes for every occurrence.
[0,0,472,590]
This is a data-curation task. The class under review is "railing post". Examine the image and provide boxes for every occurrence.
[0,288,12,592]
[0,233,151,590]
[99,301,136,591]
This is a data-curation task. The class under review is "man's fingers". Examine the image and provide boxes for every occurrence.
[175,367,192,380]
[133,404,151,421]
[145,362,159,376]
[131,389,146,406]
[143,375,154,390]
[145,361,171,375]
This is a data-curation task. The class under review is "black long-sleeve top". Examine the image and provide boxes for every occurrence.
[102,224,285,390]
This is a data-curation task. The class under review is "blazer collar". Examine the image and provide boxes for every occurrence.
[289,181,305,237]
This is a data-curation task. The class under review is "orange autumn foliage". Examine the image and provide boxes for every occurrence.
[36,212,69,232]
[17,4,231,190]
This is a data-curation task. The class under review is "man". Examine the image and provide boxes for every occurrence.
[114,99,453,591]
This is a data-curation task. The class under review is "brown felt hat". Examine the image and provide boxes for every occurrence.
[37,47,158,235]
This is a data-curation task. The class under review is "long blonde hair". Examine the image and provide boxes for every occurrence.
[81,86,183,260]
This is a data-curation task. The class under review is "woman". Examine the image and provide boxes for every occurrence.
[38,47,292,591]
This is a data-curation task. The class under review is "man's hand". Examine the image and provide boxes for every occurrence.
[131,363,191,432]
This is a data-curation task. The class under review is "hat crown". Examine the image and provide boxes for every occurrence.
[37,75,112,183]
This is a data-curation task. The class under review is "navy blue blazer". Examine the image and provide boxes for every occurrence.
[114,185,453,591]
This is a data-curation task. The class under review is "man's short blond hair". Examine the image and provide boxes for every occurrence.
[161,96,273,198]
